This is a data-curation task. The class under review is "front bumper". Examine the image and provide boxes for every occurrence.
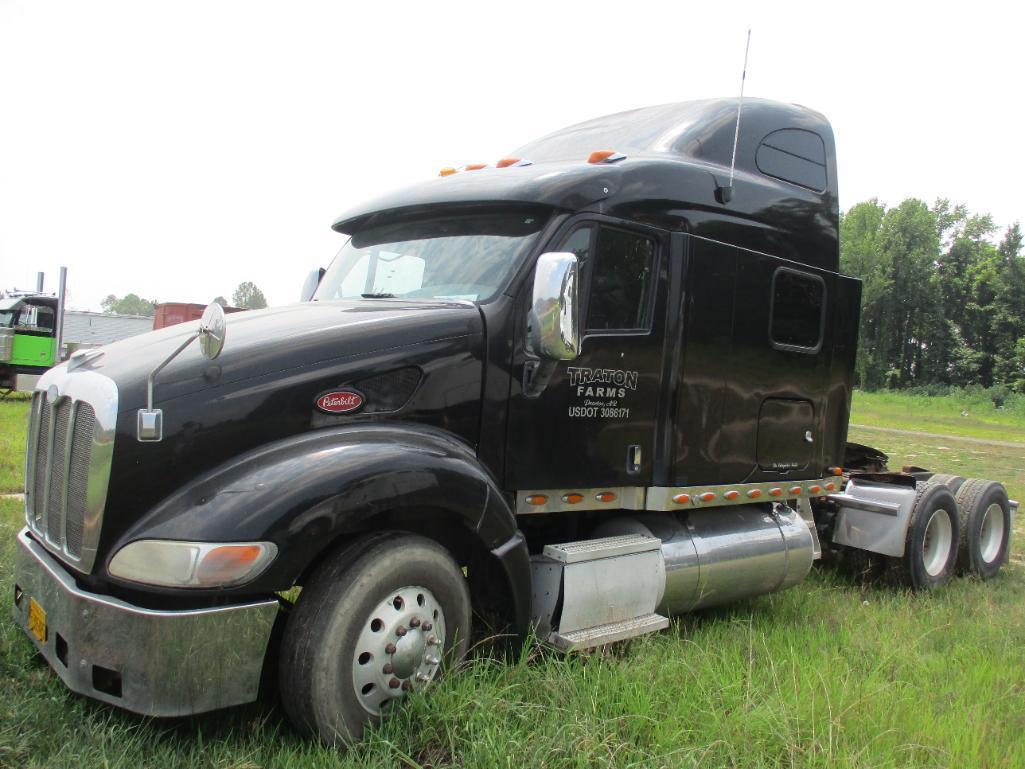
[12,528,279,717]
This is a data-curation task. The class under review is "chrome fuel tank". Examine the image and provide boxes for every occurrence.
[594,504,814,614]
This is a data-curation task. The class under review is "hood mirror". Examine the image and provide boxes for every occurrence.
[300,267,326,302]
[198,302,226,360]
[137,300,228,442]
[528,252,580,360]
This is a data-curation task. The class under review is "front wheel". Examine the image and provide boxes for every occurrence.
[278,532,471,745]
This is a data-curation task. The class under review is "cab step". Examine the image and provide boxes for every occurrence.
[530,534,668,651]
[552,613,670,651]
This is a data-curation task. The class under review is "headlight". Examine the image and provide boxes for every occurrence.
[108,540,277,588]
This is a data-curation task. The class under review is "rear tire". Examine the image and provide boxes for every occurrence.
[278,532,471,746]
[954,479,1010,580]
[903,480,959,591]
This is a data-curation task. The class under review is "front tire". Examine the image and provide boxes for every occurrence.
[903,480,960,591]
[955,479,1010,580]
[278,532,471,745]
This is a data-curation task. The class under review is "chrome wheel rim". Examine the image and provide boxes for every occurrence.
[979,503,1005,564]
[922,508,953,577]
[352,585,446,716]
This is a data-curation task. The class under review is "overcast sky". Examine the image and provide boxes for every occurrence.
[1,1,1021,311]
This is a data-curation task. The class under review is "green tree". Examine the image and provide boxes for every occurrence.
[991,223,1025,389]
[212,296,228,307]
[100,293,156,316]
[839,199,888,388]
[232,282,267,309]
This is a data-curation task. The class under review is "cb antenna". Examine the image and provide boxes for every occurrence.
[718,29,751,204]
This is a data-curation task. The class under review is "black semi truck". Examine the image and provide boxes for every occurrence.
[12,98,1017,745]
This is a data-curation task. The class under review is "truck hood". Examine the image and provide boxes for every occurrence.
[74,299,483,411]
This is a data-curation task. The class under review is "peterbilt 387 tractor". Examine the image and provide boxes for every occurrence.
[12,98,1017,745]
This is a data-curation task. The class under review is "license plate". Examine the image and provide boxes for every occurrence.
[27,597,47,644]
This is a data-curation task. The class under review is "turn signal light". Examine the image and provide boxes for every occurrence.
[108,540,277,588]
[526,494,548,506]
[562,493,584,504]
[672,493,691,505]
[595,491,617,503]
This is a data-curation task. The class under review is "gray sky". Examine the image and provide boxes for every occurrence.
[1,0,1021,311]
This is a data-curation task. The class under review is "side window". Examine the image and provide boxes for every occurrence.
[585,227,656,332]
[770,268,825,352]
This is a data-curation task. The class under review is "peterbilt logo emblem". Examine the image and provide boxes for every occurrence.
[315,389,364,414]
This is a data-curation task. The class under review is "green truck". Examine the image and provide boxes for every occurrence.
[0,293,61,393]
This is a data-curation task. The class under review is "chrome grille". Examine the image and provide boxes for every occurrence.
[25,369,117,572]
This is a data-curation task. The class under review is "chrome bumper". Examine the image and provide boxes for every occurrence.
[12,528,279,717]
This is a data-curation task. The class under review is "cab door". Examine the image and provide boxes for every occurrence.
[505,217,669,491]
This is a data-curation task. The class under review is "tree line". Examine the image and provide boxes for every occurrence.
[101,281,267,316]
[840,199,1024,393]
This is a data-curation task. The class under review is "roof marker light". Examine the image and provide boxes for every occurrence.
[587,150,627,164]
[465,163,487,171]
[830,467,843,476]
[673,493,691,505]
[497,157,532,168]
[439,167,458,177]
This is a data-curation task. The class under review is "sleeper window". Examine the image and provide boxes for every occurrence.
[770,268,825,352]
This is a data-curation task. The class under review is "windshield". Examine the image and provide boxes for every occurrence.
[314,212,546,303]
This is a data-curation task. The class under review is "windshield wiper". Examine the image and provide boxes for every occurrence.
[361,292,397,299]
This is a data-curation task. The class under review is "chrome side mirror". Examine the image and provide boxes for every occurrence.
[300,267,325,302]
[198,302,226,360]
[138,301,227,441]
[529,252,580,360]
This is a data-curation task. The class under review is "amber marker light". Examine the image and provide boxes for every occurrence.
[829,467,843,476]
[769,488,783,497]
[438,167,457,177]
[595,491,617,503]
[747,489,763,499]
[672,493,691,505]
[496,157,520,168]
[808,485,822,495]
[824,482,836,492]
[724,490,740,501]
[465,163,487,171]
[562,493,584,504]
[526,495,547,506]
[790,486,803,495]
[700,492,717,503]
[587,149,626,164]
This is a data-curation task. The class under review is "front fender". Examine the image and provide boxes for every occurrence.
[107,423,530,628]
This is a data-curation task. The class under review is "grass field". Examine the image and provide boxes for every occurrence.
[0,394,1024,768]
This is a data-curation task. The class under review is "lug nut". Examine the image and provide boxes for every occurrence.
[389,677,401,689]
[422,622,432,631]
[415,671,431,683]
[383,663,394,674]
[427,635,439,646]
[401,680,412,691]
[396,626,407,637]
[409,617,421,628]
[425,655,440,665]
[385,642,396,654]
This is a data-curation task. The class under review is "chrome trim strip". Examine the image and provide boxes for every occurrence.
[516,486,646,515]
[24,392,42,524]
[40,397,58,536]
[515,478,841,515]
[58,399,78,548]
